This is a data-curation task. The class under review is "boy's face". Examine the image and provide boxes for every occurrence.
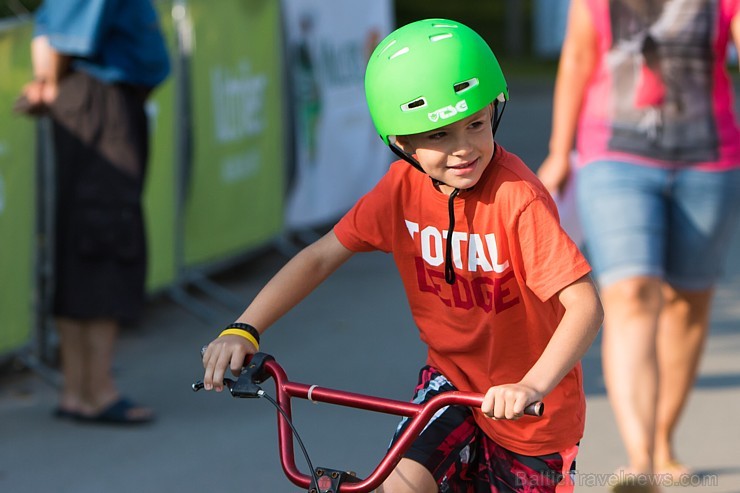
[396,105,495,194]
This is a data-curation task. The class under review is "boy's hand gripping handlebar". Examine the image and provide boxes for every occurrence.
[193,352,544,493]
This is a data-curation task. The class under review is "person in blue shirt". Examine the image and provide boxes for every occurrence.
[18,0,170,424]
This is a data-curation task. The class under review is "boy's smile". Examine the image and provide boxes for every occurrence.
[396,105,495,195]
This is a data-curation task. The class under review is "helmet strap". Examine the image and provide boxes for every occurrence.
[444,188,460,285]
[491,99,507,139]
[388,138,460,285]
[389,141,426,174]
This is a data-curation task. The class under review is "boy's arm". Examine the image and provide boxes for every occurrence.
[202,230,355,391]
[519,274,602,394]
[481,274,603,419]
[537,0,598,195]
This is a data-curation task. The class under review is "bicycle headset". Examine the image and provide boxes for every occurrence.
[364,18,510,285]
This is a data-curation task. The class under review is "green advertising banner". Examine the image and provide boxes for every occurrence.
[143,2,177,293]
[0,20,36,356]
[184,0,286,267]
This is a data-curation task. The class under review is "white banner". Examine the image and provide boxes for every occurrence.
[282,0,394,229]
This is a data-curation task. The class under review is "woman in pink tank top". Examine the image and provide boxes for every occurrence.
[539,0,740,491]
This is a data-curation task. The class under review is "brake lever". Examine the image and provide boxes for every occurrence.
[193,344,246,394]
[193,352,274,397]
[191,378,237,392]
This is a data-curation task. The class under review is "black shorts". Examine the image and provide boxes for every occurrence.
[390,367,578,493]
[49,71,151,323]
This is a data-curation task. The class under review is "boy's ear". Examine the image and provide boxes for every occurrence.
[394,135,413,153]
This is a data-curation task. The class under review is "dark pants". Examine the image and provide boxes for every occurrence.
[50,71,151,324]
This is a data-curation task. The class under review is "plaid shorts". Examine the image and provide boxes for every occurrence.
[390,366,577,493]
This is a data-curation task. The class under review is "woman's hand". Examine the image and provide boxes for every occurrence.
[15,79,47,115]
[537,153,572,198]
[481,383,543,420]
[201,335,258,392]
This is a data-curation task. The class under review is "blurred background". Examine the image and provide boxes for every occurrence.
[0,0,571,369]
[1,2,740,493]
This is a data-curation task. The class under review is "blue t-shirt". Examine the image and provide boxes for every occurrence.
[35,0,170,88]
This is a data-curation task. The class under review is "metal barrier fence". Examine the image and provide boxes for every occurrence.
[0,0,393,368]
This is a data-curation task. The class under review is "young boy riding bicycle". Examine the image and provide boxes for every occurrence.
[201,19,603,493]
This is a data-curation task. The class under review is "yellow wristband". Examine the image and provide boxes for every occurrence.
[219,328,260,350]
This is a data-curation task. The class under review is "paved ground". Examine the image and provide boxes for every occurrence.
[1,77,739,493]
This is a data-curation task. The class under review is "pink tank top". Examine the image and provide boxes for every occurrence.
[578,0,740,170]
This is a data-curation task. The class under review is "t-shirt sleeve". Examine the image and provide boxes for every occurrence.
[33,4,49,37]
[334,171,395,253]
[513,195,592,302]
[41,0,110,56]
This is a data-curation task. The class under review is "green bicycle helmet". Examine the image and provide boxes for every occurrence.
[365,18,509,145]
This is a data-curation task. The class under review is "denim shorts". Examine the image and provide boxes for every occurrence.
[576,161,740,290]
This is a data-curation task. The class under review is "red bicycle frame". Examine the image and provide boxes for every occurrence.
[194,352,543,493]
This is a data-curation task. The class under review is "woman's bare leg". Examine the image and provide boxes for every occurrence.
[55,317,86,412]
[601,276,663,475]
[653,285,712,476]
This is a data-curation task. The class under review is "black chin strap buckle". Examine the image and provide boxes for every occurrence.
[444,188,460,285]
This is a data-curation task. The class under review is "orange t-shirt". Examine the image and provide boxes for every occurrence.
[333,144,592,455]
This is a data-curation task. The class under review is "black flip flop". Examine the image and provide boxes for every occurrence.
[77,397,155,425]
[53,407,80,420]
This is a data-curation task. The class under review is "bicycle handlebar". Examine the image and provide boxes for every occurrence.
[193,352,543,493]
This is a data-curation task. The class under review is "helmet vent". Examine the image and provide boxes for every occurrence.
[389,47,410,60]
[379,39,397,56]
[429,33,453,42]
[401,98,428,112]
[454,78,479,94]
[431,23,458,29]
